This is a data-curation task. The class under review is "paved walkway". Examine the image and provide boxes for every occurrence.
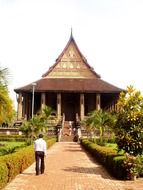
[3,142,143,190]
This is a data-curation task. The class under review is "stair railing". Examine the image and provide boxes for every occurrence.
[57,113,65,142]
[75,113,82,141]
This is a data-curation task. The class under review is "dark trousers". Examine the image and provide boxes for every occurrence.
[35,151,45,175]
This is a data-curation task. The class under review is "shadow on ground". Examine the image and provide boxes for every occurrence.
[63,166,113,179]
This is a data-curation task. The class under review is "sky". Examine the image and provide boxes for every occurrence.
[0,0,143,108]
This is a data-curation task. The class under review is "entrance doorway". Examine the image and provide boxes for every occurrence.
[61,93,80,121]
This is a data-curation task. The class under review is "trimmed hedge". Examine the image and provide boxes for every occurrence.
[0,137,56,189]
[0,162,8,189]
[0,135,26,142]
[80,138,127,179]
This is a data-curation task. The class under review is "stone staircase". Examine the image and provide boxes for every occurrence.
[60,121,75,142]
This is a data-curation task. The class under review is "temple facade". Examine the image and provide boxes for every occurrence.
[14,33,123,123]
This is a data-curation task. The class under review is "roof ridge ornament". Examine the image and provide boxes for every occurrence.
[70,27,73,39]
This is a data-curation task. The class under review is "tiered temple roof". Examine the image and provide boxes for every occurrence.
[15,34,123,93]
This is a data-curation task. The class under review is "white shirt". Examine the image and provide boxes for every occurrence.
[34,138,47,155]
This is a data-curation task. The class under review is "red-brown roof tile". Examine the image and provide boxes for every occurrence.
[14,78,124,93]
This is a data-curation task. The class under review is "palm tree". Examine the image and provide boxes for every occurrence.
[41,106,53,118]
[0,66,14,125]
[40,105,57,126]
[20,106,56,143]
[20,114,46,143]
[0,67,9,86]
[84,110,116,142]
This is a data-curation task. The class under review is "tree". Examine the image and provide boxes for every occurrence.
[114,86,143,156]
[0,67,9,86]
[20,114,46,143]
[41,106,53,119]
[39,105,57,126]
[0,66,15,125]
[20,106,56,143]
[84,109,116,142]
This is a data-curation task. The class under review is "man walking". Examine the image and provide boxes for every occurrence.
[34,134,47,175]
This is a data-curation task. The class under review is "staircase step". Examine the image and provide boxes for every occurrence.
[60,121,75,142]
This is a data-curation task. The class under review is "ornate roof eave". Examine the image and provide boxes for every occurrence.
[42,34,100,78]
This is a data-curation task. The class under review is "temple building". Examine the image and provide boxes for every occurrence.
[14,33,123,123]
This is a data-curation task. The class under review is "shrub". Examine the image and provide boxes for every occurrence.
[80,138,126,179]
[0,161,8,189]
[114,86,143,156]
[0,137,56,189]
[138,155,143,176]
[0,135,26,142]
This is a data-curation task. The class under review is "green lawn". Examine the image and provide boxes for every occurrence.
[0,141,26,156]
[105,143,125,155]
[105,143,117,150]
[105,143,143,156]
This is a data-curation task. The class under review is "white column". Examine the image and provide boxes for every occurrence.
[111,102,115,111]
[57,93,61,120]
[96,93,101,110]
[80,93,85,120]
[41,93,46,110]
[17,93,23,120]
[115,101,118,112]
[31,82,36,119]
